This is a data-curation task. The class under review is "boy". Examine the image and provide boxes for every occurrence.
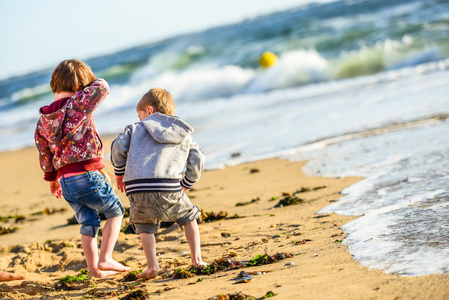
[111,88,206,279]
[35,59,130,278]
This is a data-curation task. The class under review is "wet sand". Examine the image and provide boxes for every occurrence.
[0,138,447,299]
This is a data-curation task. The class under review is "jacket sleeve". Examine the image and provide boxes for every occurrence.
[111,125,132,176]
[34,127,57,181]
[180,140,206,190]
[72,78,109,114]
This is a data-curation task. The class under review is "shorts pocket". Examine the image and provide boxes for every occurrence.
[76,189,106,210]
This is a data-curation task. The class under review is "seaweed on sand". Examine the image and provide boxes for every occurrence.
[58,273,89,283]
[227,213,245,219]
[194,258,244,275]
[171,257,245,279]
[120,270,144,282]
[293,186,326,194]
[0,214,25,222]
[167,252,288,280]
[119,289,149,300]
[208,291,277,300]
[225,251,238,258]
[292,239,312,245]
[150,287,176,295]
[235,197,260,207]
[198,210,228,223]
[172,268,195,279]
[246,252,292,267]
[208,293,257,300]
[43,207,67,215]
[0,225,19,235]
[55,270,90,291]
[263,291,277,298]
[274,193,304,208]
[87,289,119,298]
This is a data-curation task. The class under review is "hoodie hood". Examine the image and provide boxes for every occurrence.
[37,97,71,143]
[142,112,193,144]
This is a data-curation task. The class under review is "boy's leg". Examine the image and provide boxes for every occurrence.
[81,234,119,278]
[137,233,159,279]
[184,220,205,266]
[98,216,131,272]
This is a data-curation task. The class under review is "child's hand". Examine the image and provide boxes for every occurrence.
[182,187,190,192]
[116,175,126,193]
[49,181,62,199]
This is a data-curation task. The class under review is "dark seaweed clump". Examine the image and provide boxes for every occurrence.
[198,210,228,223]
[294,186,326,194]
[173,268,195,279]
[0,225,19,235]
[151,287,176,295]
[88,289,119,298]
[119,270,143,282]
[171,252,289,280]
[247,252,292,267]
[119,289,149,300]
[172,257,245,279]
[0,214,25,222]
[274,193,303,208]
[236,197,260,207]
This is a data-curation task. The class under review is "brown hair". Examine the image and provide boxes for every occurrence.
[50,59,96,93]
[137,88,175,116]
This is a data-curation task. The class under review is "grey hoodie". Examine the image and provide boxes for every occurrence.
[111,113,205,195]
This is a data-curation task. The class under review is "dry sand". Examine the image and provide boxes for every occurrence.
[0,137,448,299]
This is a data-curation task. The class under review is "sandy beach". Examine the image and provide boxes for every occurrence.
[0,137,448,300]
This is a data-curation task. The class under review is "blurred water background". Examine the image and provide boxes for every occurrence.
[0,0,448,276]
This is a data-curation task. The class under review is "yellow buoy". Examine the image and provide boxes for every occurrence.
[259,51,278,68]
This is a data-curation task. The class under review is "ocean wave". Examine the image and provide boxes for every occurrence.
[245,50,329,93]
[136,65,256,101]
[3,38,448,111]
[331,37,447,79]
[127,43,447,103]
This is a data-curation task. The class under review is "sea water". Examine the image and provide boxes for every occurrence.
[1,0,448,276]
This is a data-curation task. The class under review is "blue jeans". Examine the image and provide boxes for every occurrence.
[60,171,125,237]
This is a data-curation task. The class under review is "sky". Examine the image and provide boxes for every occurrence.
[0,0,327,81]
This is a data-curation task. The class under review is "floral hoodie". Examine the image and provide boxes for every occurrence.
[35,79,109,181]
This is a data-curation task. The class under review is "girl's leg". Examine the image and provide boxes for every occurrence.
[98,216,130,272]
[137,233,159,279]
[81,234,119,278]
[184,220,205,266]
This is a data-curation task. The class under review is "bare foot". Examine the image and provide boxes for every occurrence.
[98,260,131,272]
[89,269,120,279]
[136,268,158,279]
[0,271,25,282]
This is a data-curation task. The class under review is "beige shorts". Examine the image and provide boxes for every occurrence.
[128,191,201,234]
